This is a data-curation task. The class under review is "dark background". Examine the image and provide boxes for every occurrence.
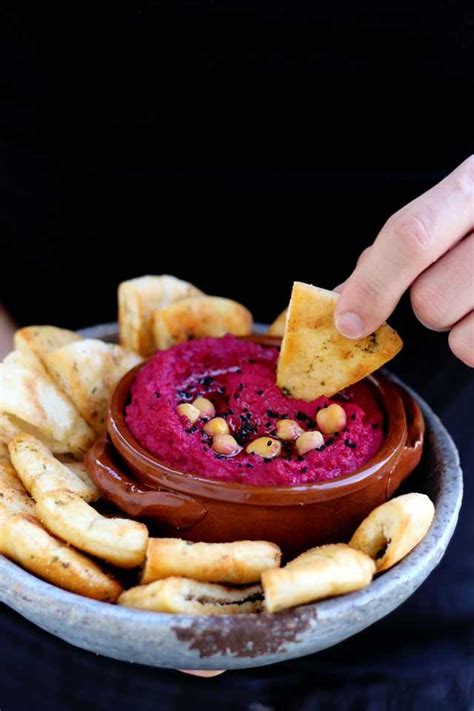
[0,2,473,709]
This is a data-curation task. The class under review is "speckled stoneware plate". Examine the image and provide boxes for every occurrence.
[0,324,463,670]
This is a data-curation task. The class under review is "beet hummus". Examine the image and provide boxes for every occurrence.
[125,335,385,487]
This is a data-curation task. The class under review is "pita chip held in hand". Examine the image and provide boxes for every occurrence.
[277,282,403,401]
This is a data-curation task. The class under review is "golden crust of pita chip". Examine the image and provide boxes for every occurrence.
[0,460,36,526]
[0,351,95,456]
[15,326,81,360]
[0,513,122,601]
[118,275,204,356]
[153,296,253,350]
[35,489,148,568]
[44,339,142,433]
[59,459,101,501]
[349,493,435,572]
[277,282,403,400]
[140,538,281,585]
[262,543,375,613]
[0,411,63,451]
[0,413,22,445]
[9,434,100,503]
[119,577,263,615]
[267,308,288,337]
[0,441,9,461]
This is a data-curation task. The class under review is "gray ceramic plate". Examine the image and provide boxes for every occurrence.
[0,324,463,670]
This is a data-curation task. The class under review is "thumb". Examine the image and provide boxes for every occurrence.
[334,249,401,338]
[334,245,398,338]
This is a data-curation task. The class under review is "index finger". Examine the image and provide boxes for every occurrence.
[335,156,474,338]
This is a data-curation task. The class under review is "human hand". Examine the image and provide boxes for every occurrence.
[334,156,474,366]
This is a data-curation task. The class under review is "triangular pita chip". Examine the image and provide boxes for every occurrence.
[152,296,253,350]
[118,275,204,356]
[15,325,82,360]
[44,339,143,433]
[0,350,95,456]
[267,308,288,337]
[277,282,403,400]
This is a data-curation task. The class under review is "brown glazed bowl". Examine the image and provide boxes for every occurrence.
[86,336,424,557]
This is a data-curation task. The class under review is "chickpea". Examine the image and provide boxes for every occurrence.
[275,419,304,441]
[295,431,324,456]
[246,437,282,459]
[176,403,200,424]
[212,434,241,457]
[316,404,347,435]
[192,397,216,419]
[204,417,230,436]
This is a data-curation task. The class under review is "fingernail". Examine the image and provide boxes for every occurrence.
[335,312,365,339]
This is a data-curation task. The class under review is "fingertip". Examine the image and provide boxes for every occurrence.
[179,669,226,677]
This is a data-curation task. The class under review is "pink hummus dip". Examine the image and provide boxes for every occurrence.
[125,335,385,487]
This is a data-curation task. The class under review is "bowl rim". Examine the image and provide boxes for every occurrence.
[107,336,409,504]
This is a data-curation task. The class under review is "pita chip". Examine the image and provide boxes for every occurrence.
[44,339,142,433]
[15,325,82,361]
[0,350,95,456]
[277,282,403,400]
[153,296,253,350]
[118,275,204,356]
[267,308,288,337]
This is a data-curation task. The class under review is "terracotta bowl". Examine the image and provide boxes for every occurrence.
[86,335,424,556]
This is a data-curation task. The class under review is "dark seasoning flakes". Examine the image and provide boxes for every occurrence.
[356,332,379,354]
[296,411,314,424]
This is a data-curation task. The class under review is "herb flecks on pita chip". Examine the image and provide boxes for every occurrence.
[277,282,403,401]
[0,459,36,526]
[8,433,100,503]
[0,513,123,601]
[44,339,143,433]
